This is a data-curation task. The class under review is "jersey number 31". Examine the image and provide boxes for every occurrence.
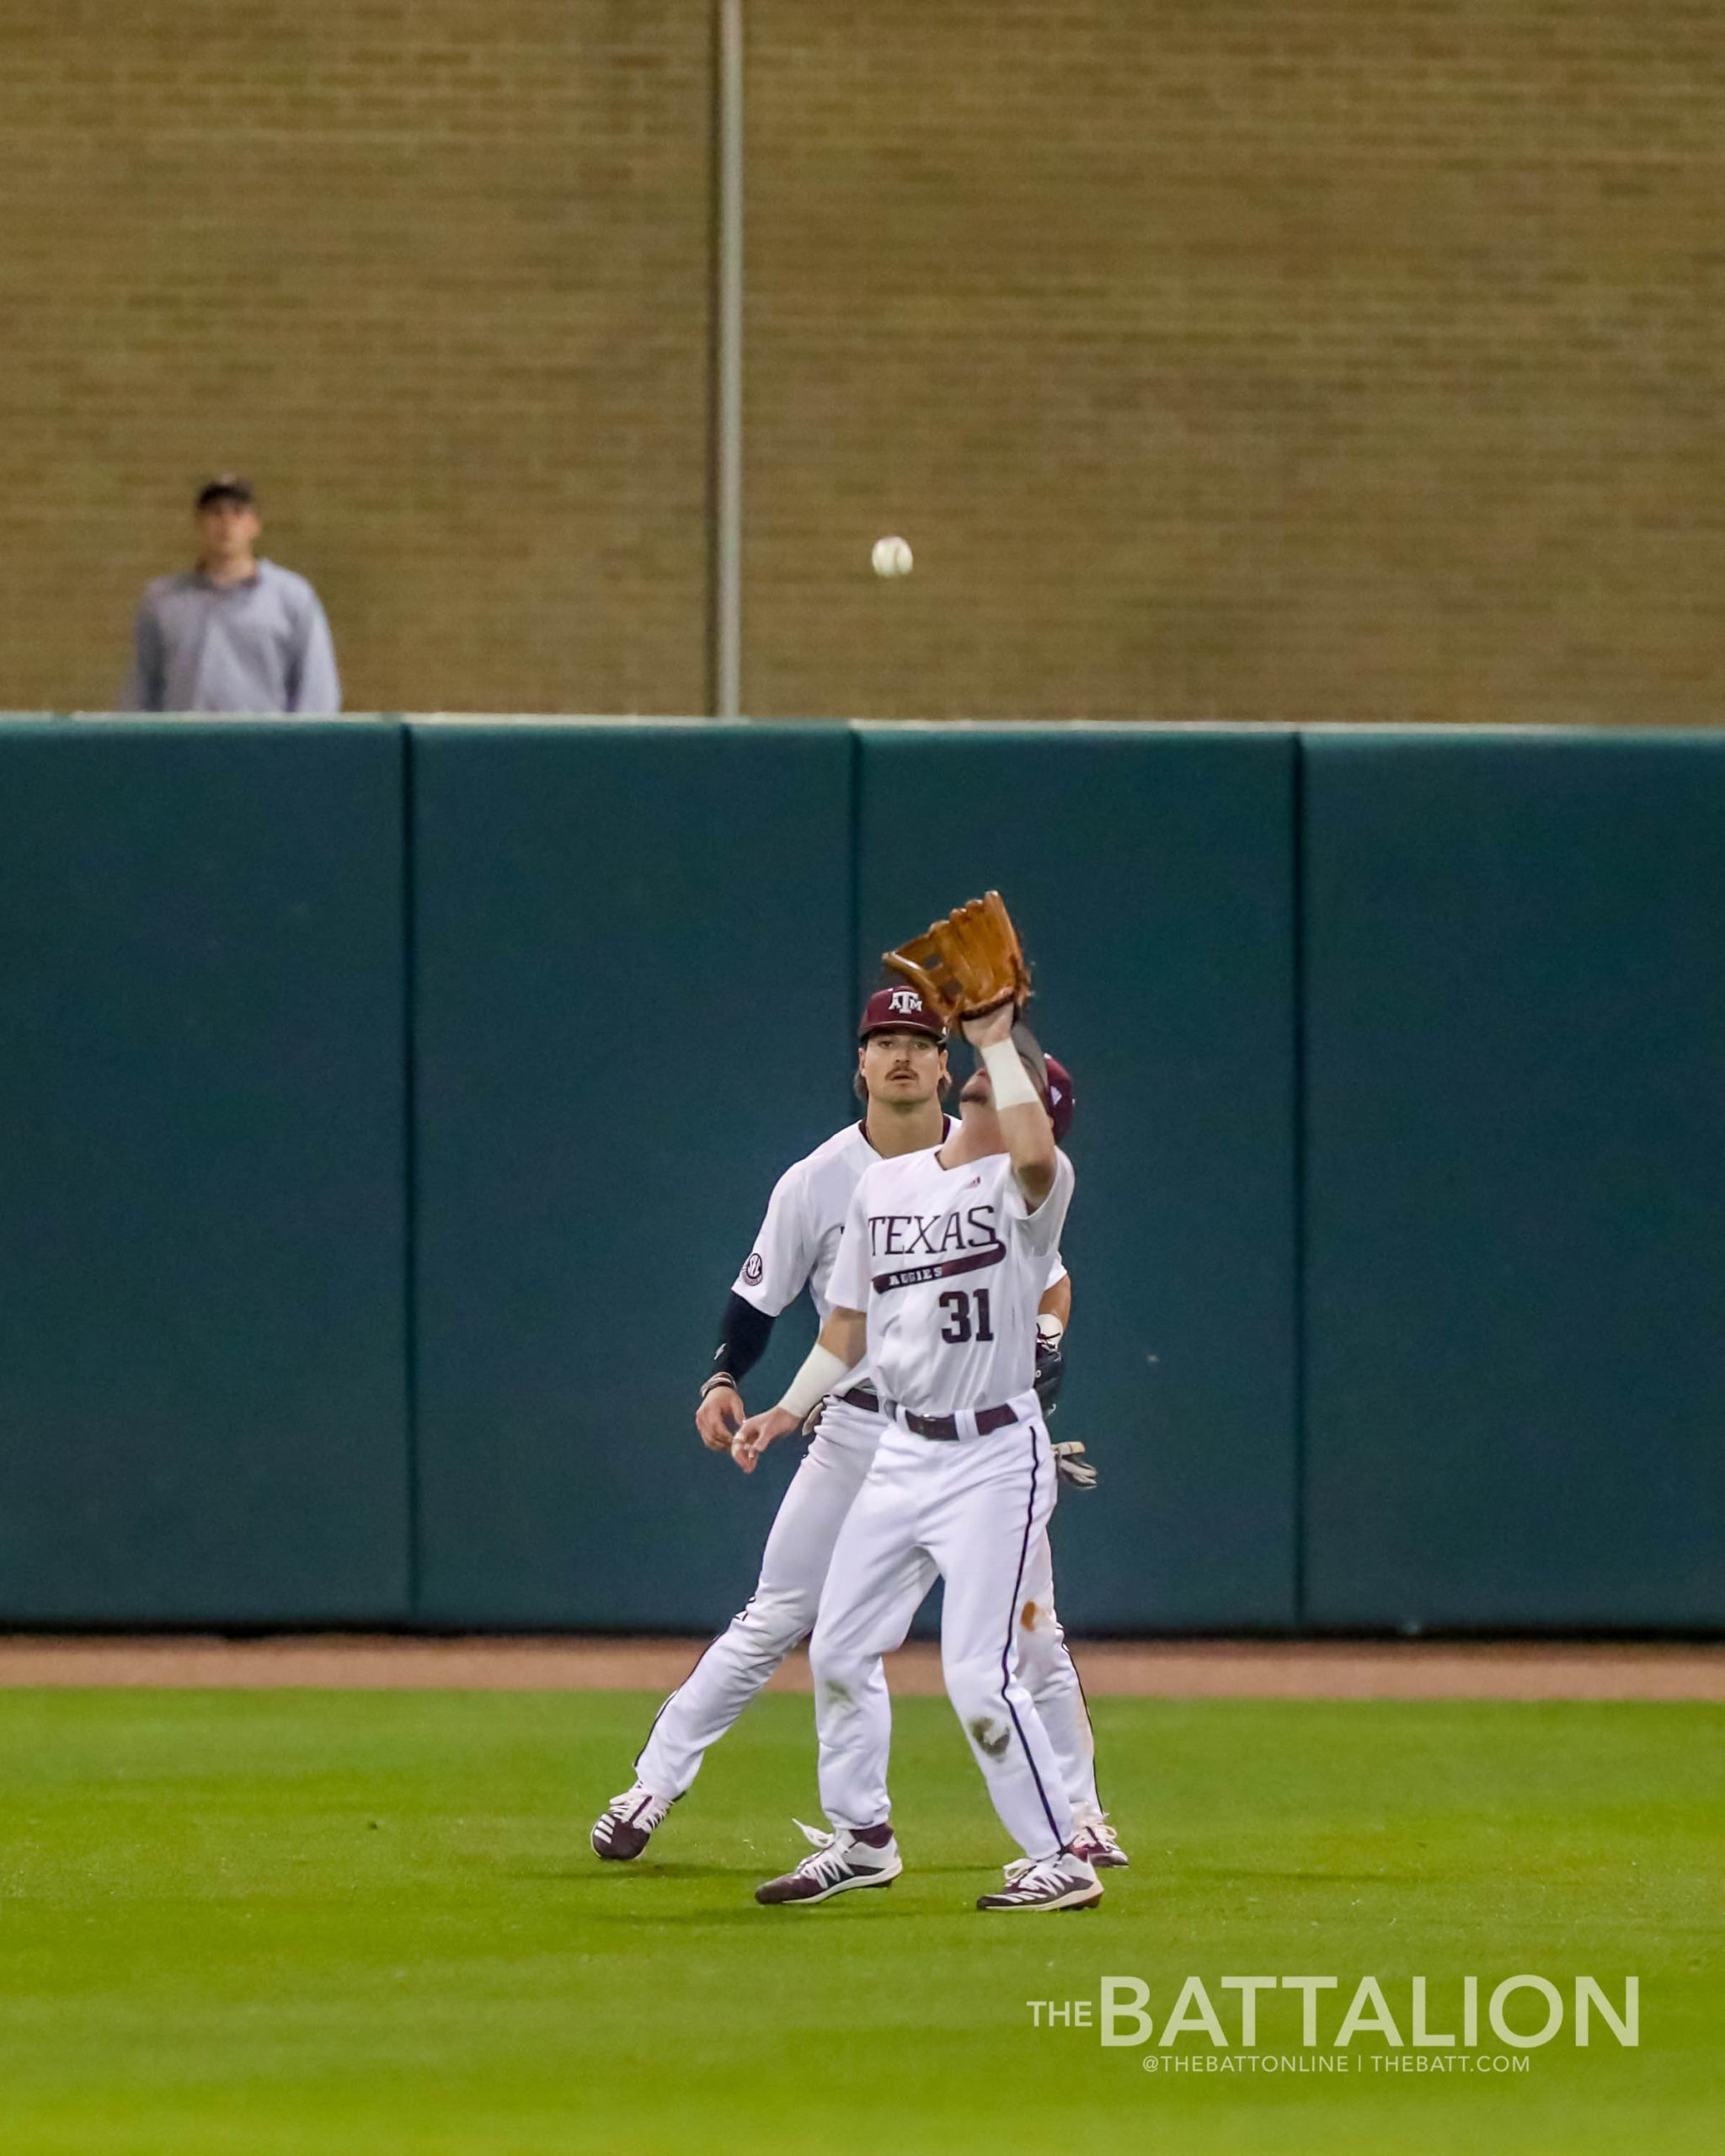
[938,1289,995,1343]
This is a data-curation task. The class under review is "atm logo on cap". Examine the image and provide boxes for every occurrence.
[888,990,923,1014]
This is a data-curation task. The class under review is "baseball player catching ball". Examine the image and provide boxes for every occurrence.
[740,995,1100,1911]
[590,984,1124,1874]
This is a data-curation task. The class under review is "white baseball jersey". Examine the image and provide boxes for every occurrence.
[826,1145,1076,1417]
[731,1119,1065,1329]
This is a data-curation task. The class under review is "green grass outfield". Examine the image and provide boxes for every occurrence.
[0,1689,1717,2154]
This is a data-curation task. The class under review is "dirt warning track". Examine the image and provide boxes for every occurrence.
[0,1635,1719,1700]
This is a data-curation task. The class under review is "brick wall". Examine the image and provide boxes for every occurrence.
[745,1,1725,723]
[1,3,1719,723]
[0,1,711,716]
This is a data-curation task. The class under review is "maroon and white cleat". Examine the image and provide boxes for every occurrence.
[756,1827,902,1906]
[978,1856,1103,1912]
[1069,1813,1130,1869]
[590,1782,675,1861]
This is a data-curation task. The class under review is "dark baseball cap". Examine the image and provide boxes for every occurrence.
[858,985,948,1042]
[195,474,255,510]
[1044,1053,1075,1143]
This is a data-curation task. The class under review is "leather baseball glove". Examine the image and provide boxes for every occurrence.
[882,890,1031,1026]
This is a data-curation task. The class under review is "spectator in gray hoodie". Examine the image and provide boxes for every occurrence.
[124,476,341,714]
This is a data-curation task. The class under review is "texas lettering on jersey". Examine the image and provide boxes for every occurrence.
[868,1203,1003,1291]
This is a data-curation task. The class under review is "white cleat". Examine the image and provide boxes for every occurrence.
[590,1781,675,1861]
[978,1856,1103,1912]
[1069,1812,1130,1869]
[756,1827,903,1906]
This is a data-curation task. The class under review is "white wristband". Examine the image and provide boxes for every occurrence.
[777,1342,852,1422]
[980,1037,1039,1112]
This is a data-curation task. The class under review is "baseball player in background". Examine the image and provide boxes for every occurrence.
[739,1001,1102,1912]
[590,985,1124,1871]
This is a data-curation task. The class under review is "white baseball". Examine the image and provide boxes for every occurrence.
[871,535,913,578]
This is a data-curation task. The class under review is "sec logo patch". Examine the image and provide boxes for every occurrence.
[743,1253,764,1284]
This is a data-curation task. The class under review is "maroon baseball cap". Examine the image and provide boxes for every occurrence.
[1044,1054,1075,1143]
[858,985,948,1042]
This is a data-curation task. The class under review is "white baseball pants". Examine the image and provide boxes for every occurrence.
[635,1396,1100,1817]
[809,1404,1077,1865]
[1014,1520,1099,1816]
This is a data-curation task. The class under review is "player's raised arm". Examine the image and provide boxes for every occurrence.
[962,1001,1057,1207]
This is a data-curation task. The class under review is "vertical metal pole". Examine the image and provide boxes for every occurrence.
[714,0,745,718]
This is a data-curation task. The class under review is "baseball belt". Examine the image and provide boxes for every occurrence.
[884,1401,1020,1444]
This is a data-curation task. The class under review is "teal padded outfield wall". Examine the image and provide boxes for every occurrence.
[0,717,1721,1633]
[1301,733,1725,1630]
[0,721,409,1622]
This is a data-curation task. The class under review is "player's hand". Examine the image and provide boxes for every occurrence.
[731,1406,799,1475]
[960,999,1016,1049]
[1052,1440,1097,1491]
[696,1384,745,1452]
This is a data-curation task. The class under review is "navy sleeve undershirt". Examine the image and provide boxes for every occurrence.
[709,1292,775,1385]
